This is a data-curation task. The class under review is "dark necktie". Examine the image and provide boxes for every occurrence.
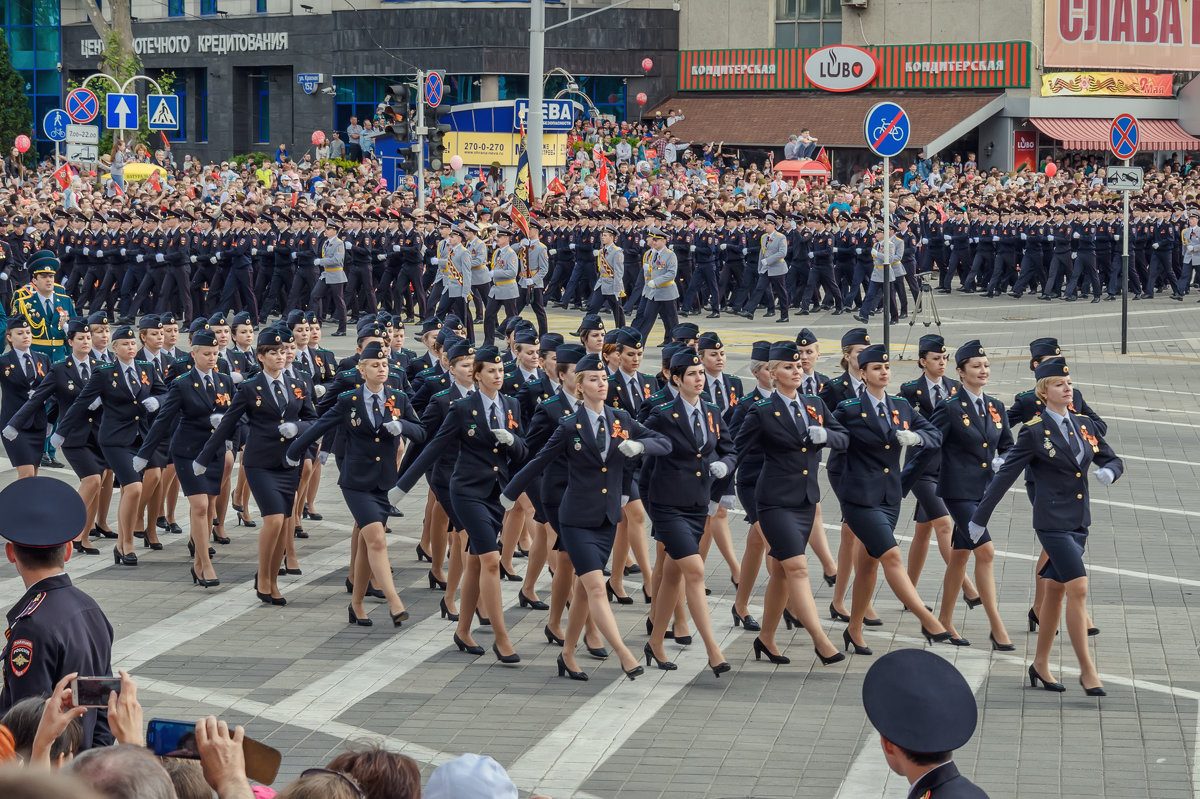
[1064,418,1082,458]
[877,401,888,422]
[976,398,985,418]
[371,394,382,429]
[692,408,704,446]
[596,415,607,460]
[628,377,641,411]
[488,400,501,430]
[712,379,725,411]
[273,379,286,410]
[43,299,53,321]
[932,383,942,404]
[23,354,34,381]
[126,366,138,394]
[790,399,807,434]
[204,374,216,401]
[306,352,316,375]
[804,377,815,396]
[79,361,89,382]
[153,355,161,375]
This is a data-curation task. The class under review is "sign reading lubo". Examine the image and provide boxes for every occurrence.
[678,42,1030,91]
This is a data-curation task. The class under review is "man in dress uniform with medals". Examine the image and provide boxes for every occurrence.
[0,477,114,749]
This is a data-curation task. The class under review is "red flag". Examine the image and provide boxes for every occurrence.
[160,131,170,148]
[597,155,610,205]
[816,147,831,171]
[547,176,566,195]
[112,180,123,197]
[149,172,162,192]
[52,164,72,191]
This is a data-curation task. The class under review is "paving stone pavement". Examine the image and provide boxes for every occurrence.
[1,292,1199,798]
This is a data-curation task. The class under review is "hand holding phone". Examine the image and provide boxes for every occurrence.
[151,717,281,786]
[71,675,122,708]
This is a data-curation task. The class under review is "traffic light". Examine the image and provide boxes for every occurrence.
[384,83,412,142]
[427,105,452,170]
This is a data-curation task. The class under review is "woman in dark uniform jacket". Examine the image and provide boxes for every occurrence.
[505,352,668,681]
[135,328,234,588]
[393,345,528,664]
[642,349,735,677]
[6,319,102,552]
[897,334,979,605]
[57,325,167,566]
[0,317,51,479]
[195,326,317,606]
[916,340,1014,649]
[734,340,846,667]
[288,341,424,627]
[831,344,950,655]
[133,315,172,550]
[971,358,1123,695]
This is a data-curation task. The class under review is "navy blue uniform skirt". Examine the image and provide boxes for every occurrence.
[1036,527,1089,583]
[343,487,391,528]
[431,479,464,531]
[4,430,43,468]
[63,442,106,479]
[841,501,901,559]
[943,498,991,550]
[756,503,816,561]
[452,492,502,555]
[559,522,618,576]
[175,454,223,497]
[910,475,949,523]
[649,504,708,560]
[102,443,143,486]
[244,465,300,516]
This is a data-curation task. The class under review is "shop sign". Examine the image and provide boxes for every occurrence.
[678,42,1030,91]
[1041,71,1174,97]
[80,31,290,58]
[1045,0,1200,70]
[444,132,569,167]
[1014,130,1038,172]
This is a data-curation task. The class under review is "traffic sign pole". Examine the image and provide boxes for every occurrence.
[1122,157,1130,355]
[863,101,910,355]
[416,70,425,207]
[883,154,891,353]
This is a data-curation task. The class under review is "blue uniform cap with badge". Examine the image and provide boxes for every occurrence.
[697,332,723,351]
[769,340,801,361]
[669,350,701,371]
[539,333,565,353]
[862,648,978,754]
[110,325,136,342]
[575,353,606,374]
[751,340,772,362]
[513,328,540,347]
[188,318,211,336]
[615,328,643,350]
[1029,337,1061,359]
[858,344,889,365]
[137,315,163,330]
[576,313,604,335]
[474,345,503,364]
[918,334,946,356]
[8,316,30,331]
[87,312,111,327]
[287,310,308,328]
[841,327,870,348]
[955,339,986,365]
[230,311,253,328]
[66,319,89,338]
[191,329,218,348]
[0,477,88,548]
[555,343,586,365]
[671,322,700,341]
[359,341,388,361]
[28,250,59,276]
[257,328,287,347]
[446,339,474,361]
[419,317,442,335]
[1034,357,1070,380]
[208,313,229,328]
[795,328,818,347]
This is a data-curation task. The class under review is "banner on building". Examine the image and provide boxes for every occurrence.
[1013,130,1038,172]
[444,132,569,167]
[677,42,1030,91]
[1044,0,1200,70]
[1041,71,1174,97]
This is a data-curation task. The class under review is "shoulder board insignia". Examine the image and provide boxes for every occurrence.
[540,395,560,406]
[837,398,860,409]
[892,396,912,405]
[432,388,451,398]
[338,369,357,378]
[14,592,46,621]
[1025,416,1044,426]
[901,378,920,387]
[338,389,357,399]
[755,396,772,406]
[1016,389,1035,398]
[96,363,116,371]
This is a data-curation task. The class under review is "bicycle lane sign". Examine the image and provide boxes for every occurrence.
[864,101,910,158]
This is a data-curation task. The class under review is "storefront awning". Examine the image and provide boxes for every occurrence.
[652,93,1003,152]
[1030,117,1200,151]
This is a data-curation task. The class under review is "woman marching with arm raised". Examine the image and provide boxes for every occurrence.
[504,352,669,680]
[970,358,1123,695]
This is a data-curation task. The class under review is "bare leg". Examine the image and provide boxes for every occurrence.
[869,547,944,633]
[677,554,726,668]
[757,557,789,653]
[455,554,483,646]
[477,551,515,655]
[77,475,102,547]
[1033,580,1066,683]
[807,503,837,580]
[96,470,115,533]
[163,466,180,527]
[498,496,530,575]
[358,521,406,616]
[258,514,287,597]
[907,521,934,587]
[305,460,323,514]
[117,482,144,555]
[443,529,466,615]
[974,543,1010,645]
[560,579,592,673]
[707,506,740,585]
[781,554,839,658]
[734,524,766,618]
[938,517,978,599]
[938,548,971,639]
[1064,577,1100,688]
[189,494,218,580]
[576,571,640,672]
[519,521,551,603]
[547,546,574,638]
[608,518,631,597]
[647,557,682,660]
[429,501,450,584]
[832,522,856,615]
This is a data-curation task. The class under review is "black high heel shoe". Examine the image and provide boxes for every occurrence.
[642,586,652,604]
[557,654,588,681]
[454,634,484,655]
[1028,664,1066,692]
[783,609,804,630]
[990,633,1015,651]
[142,537,164,550]
[710,661,731,678]
[302,506,323,521]
[232,503,245,513]
[518,591,549,610]
[921,626,953,644]
[187,540,217,558]
[948,636,971,646]
[1027,607,1039,632]
[864,615,884,627]
[1088,625,1100,636]
[752,637,790,664]
[348,604,373,626]
[73,540,100,555]
[428,571,447,591]
[498,563,522,582]
[492,643,520,664]
[416,544,432,563]
[475,609,490,626]
[211,523,230,545]
[606,582,634,605]
[732,607,761,631]
[190,567,220,588]
[156,516,170,531]
[391,609,408,627]
[674,634,693,645]
[842,628,872,655]
[293,525,308,539]
[1079,678,1106,696]
[585,644,609,659]
[816,648,846,665]
[823,572,837,587]
[642,642,677,671]
[624,664,644,680]
[829,603,850,623]
[440,599,458,621]
[94,526,118,539]
[113,546,138,566]
[544,625,564,646]
[237,514,257,529]
[963,591,983,609]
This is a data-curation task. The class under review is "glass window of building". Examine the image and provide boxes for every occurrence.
[201,0,217,15]
[4,0,61,155]
[255,75,270,143]
[168,0,184,17]
[775,0,841,48]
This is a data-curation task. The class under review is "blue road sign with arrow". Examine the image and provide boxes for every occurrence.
[106,93,138,131]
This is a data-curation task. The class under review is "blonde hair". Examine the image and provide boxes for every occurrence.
[1034,375,1065,402]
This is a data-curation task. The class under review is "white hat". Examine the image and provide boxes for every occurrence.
[423,754,518,799]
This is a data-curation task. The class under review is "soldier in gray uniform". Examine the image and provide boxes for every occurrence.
[483,228,520,345]
[312,214,348,336]
[518,219,550,335]
[435,226,475,343]
[464,223,490,319]
[858,225,904,324]
[632,227,679,346]
[586,224,625,328]
[1174,207,1200,300]
[737,213,789,322]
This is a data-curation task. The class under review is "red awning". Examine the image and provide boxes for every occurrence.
[1030,117,1200,151]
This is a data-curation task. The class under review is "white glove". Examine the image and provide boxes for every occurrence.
[617,439,645,457]
[225,441,233,451]
[210,256,219,264]
[689,244,696,251]
[499,493,515,511]
[548,249,557,255]
[491,428,515,446]
[384,420,404,436]
[50,433,64,450]
[376,254,386,261]
[209,413,224,428]
[387,486,405,507]
[707,500,719,515]
[190,255,197,263]
[313,384,326,398]
[82,247,90,256]
[136,254,144,263]
[291,252,297,260]
[708,461,728,479]
[278,422,298,439]
[131,456,148,472]
[120,248,127,256]
[967,521,987,543]
[88,397,102,410]
[741,247,748,255]
[0,273,7,281]
[431,257,440,265]
[285,455,300,467]
[318,451,329,465]
[392,245,401,252]
[620,495,629,506]
[1094,467,1116,485]
[193,460,207,476]
[95,249,104,257]
[592,249,600,256]
[155,253,164,263]
[638,239,645,247]
[992,236,999,242]
[1113,234,1120,241]
[896,429,922,447]
[142,396,160,412]
[807,252,814,259]
[1046,235,1054,242]
[719,494,736,511]
[26,390,33,399]
[65,246,72,253]
[250,248,258,256]
[1071,253,1077,260]
[267,245,275,252]
[991,455,1005,472]
[230,371,244,384]
[1,426,16,441]
[807,425,827,445]
[855,248,862,254]
[1072,232,1080,239]
[943,235,951,241]
[921,237,929,244]
[1153,242,1160,249]
[1020,233,1027,240]
[719,243,727,251]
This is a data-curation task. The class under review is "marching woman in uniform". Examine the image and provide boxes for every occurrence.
[133,315,171,550]
[0,317,51,479]
[194,326,317,606]
[135,328,234,587]
[6,319,101,552]
[287,341,424,626]
[734,340,847,666]
[832,344,950,654]
[643,348,735,677]
[503,352,668,681]
[392,345,528,664]
[917,340,1014,649]
[56,325,166,566]
[971,358,1123,695]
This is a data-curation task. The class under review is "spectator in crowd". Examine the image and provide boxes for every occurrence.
[160,758,211,799]
[424,753,519,799]
[325,745,421,799]
[346,116,363,161]
[109,139,128,192]
[0,696,82,767]
[0,767,105,799]
[615,136,633,165]
[797,128,818,159]
[328,131,345,160]
[360,120,378,160]
[275,143,290,164]
[783,134,799,161]
[65,744,176,799]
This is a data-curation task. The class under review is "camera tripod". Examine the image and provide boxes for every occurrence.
[899,275,942,359]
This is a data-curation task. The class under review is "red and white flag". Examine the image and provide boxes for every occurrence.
[52,164,72,191]
[596,151,610,205]
[548,175,566,195]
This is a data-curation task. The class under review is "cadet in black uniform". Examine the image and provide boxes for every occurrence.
[0,478,114,750]
[971,358,1123,695]
[0,316,51,478]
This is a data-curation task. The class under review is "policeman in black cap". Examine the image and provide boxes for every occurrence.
[862,648,988,797]
[0,477,114,749]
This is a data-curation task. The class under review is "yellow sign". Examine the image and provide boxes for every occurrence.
[445,132,568,167]
[1041,71,1173,97]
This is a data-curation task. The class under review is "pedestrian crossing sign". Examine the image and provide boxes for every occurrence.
[147,94,179,131]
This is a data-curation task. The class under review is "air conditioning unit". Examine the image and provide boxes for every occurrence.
[841,0,868,8]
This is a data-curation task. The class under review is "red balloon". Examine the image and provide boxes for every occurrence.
[14,135,30,154]
[311,130,326,147]
[636,92,648,106]
[1045,162,1058,178]
[642,58,654,72]
[607,94,620,105]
